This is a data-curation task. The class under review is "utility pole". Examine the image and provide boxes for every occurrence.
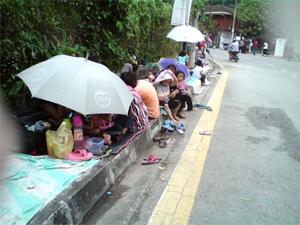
[231,0,237,41]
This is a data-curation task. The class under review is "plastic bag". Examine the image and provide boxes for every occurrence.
[46,121,74,159]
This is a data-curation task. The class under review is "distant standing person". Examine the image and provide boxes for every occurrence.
[252,40,258,55]
[178,51,188,66]
[262,42,269,56]
[248,39,253,53]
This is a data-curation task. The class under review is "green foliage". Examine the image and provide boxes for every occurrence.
[237,0,264,36]
[213,0,235,7]
[198,15,218,34]
[0,0,177,98]
[191,0,207,18]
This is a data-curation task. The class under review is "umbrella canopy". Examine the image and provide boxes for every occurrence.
[158,58,177,70]
[18,55,133,115]
[176,63,190,79]
[158,58,191,79]
[167,25,205,43]
[153,70,174,85]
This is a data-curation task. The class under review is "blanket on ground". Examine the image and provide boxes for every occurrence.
[0,154,98,225]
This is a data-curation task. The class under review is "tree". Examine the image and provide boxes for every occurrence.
[236,0,263,37]
[213,0,235,7]
[188,0,207,67]
[0,0,178,112]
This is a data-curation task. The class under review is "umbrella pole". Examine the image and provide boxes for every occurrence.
[182,42,187,52]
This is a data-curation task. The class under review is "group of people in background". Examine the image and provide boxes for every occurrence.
[229,37,269,56]
[90,49,208,145]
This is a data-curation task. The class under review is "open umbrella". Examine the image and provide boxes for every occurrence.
[17,55,133,115]
[158,58,177,70]
[158,58,191,79]
[176,63,190,79]
[167,25,205,43]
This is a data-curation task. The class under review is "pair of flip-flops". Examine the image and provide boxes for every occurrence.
[142,154,161,165]
[159,140,168,148]
[65,149,93,161]
[153,133,169,142]
[193,104,213,111]
[159,138,174,148]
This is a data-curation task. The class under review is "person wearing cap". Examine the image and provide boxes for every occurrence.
[153,67,181,122]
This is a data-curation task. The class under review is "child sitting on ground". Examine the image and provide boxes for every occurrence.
[176,72,193,112]
[84,114,114,145]
[84,114,132,145]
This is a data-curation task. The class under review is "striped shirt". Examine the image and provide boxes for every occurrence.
[128,86,150,131]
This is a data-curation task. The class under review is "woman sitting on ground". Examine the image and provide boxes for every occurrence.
[135,67,160,119]
[40,101,70,129]
[154,68,181,122]
[120,71,150,131]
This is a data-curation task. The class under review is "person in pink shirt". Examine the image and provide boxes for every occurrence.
[176,72,193,112]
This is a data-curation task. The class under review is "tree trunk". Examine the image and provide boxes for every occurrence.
[188,10,200,68]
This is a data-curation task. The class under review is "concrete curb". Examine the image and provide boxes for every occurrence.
[27,119,161,225]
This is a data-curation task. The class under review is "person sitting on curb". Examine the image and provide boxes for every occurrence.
[193,59,206,86]
[40,100,70,129]
[135,67,160,119]
[120,71,150,131]
[154,67,181,122]
[175,71,193,115]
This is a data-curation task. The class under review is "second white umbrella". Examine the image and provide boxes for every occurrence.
[167,25,205,43]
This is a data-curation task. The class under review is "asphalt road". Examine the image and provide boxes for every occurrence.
[188,49,300,225]
[85,49,300,225]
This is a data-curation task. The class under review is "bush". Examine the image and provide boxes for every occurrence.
[1,0,179,102]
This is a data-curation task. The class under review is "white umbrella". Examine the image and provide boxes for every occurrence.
[167,25,205,43]
[17,55,133,115]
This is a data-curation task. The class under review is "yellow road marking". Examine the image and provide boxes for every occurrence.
[148,70,229,225]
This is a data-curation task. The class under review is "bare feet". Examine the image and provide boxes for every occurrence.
[122,127,128,135]
[172,114,180,121]
[177,112,186,119]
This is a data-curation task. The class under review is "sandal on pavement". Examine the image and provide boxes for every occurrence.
[153,133,169,142]
[162,124,174,132]
[159,140,168,148]
[193,103,206,109]
[177,122,186,131]
[142,154,161,165]
[205,106,213,111]
[176,128,184,135]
